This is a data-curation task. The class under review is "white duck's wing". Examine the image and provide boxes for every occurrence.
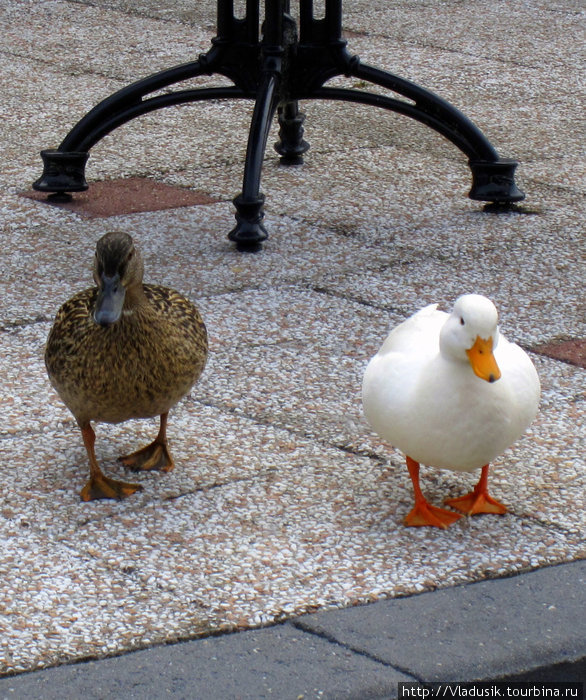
[362,304,447,445]
[377,304,446,357]
[495,335,541,432]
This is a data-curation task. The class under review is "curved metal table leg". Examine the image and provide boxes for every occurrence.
[228,71,280,249]
[343,61,524,203]
[33,56,224,194]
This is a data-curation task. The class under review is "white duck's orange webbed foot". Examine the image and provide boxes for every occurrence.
[404,500,463,529]
[445,490,507,515]
[118,440,174,473]
[445,464,507,516]
[404,456,463,528]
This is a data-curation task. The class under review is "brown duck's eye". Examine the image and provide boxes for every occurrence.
[460,317,465,326]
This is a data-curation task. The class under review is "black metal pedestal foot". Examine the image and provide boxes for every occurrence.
[228,194,268,251]
[33,149,89,193]
[274,101,310,164]
[468,159,524,203]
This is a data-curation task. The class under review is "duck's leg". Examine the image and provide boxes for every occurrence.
[118,412,174,472]
[80,423,143,501]
[444,465,507,515]
[404,457,462,528]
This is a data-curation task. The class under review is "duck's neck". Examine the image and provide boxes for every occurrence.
[123,283,148,311]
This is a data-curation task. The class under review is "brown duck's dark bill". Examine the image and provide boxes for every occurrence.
[93,273,125,326]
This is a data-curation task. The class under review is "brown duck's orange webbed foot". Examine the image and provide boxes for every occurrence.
[444,465,508,516]
[80,423,144,502]
[118,412,175,473]
[118,440,174,472]
[404,456,462,529]
[81,474,143,502]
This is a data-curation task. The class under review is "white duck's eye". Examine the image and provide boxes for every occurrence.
[460,317,465,326]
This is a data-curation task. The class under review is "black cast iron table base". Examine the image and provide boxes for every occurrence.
[33,0,525,249]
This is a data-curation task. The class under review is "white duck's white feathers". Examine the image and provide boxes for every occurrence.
[362,295,540,472]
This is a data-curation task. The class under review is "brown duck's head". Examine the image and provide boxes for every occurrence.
[93,231,144,327]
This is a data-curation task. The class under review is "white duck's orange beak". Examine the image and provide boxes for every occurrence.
[466,336,501,383]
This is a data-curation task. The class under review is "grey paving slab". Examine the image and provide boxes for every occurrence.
[342,0,585,71]
[296,560,586,682]
[313,224,585,346]
[2,390,583,675]
[0,1,213,81]
[0,623,410,700]
[0,203,402,322]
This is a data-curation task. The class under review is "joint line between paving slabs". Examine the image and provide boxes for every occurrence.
[513,512,586,541]
[0,315,52,332]
[290,620,421,682]
[310,283,414,318]
[1,47,126,84]
[162,469,280,503]
[192,397,389,465]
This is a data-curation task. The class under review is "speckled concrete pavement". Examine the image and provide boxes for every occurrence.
[0,0,584,694]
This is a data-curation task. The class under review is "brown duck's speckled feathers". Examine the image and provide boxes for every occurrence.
[45,283,208,426]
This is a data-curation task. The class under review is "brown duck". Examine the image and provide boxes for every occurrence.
[45,231,208,501]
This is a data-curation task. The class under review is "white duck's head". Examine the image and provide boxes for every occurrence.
[439,294,501,383]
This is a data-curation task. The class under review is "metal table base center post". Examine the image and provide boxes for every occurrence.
[33,0,524,250]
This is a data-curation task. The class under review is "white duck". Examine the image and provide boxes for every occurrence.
[362,294,540,528]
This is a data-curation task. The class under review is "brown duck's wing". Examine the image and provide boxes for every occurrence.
[45,288,98,372]
[143,284,208,346]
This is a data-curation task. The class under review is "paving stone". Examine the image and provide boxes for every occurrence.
[0,623,411,699]
[296,560,586,682]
